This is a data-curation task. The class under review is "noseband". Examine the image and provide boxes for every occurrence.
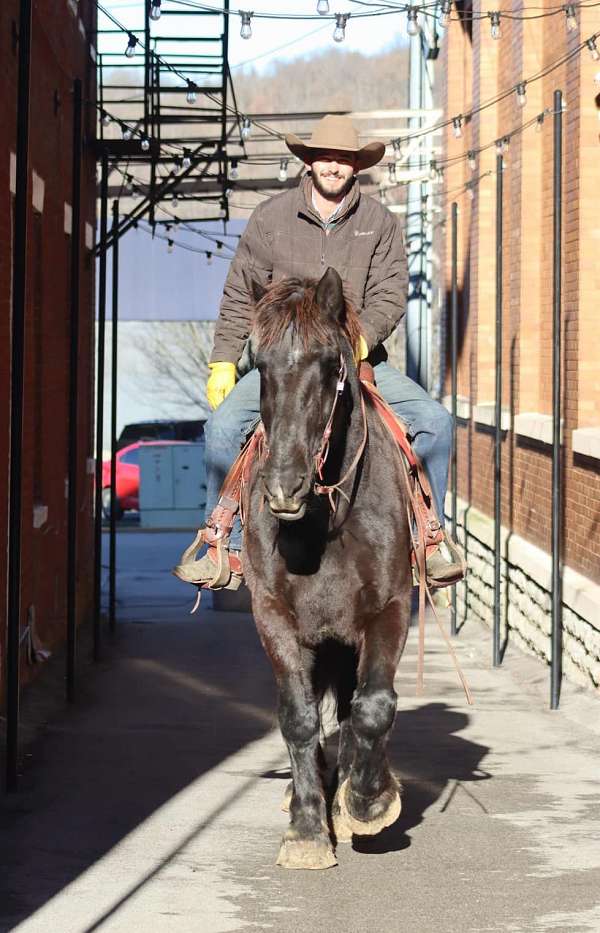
[314,353,368,512]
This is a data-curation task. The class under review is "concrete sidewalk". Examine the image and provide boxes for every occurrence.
[2,530,600,933]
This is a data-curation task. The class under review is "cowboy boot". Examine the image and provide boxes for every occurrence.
[172,531,243,591]
[425,532,465,588]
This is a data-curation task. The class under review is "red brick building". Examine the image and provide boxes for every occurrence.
[1,0,97,703]
[438,2,600,688]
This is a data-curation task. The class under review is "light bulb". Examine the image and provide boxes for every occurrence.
[186,81,198,105]
[587,37,600,61]
[535,113,544,133]
[230,159,239,179]
[467,150,476,170]
[388,163,396,183]
[216,240,223,252]
[379,187,387,205]
[278,159,288,183]
[102,111,111,126]
[595,70,600,86]
[225,187,233,200]
[182,149,192,170]
[240,11,252,40]
[122,124,132,140]
[241,117,252,140]
[495,138,504,156]
[490,12,501,40]
[429,160,438,181]
[167,239,174,254]
[407,8,419,37]
[171,194,178,209]
[150,1,161,21]
[141,136,150,151]
[333,14,348,43]
[452,116,463,138]
[205,252,213,266]
[125,175,134,196]
[516,83,527,107]
[466,185,474,200]
[440,0,451,28]
[317,0,329,13]
[125,33,138,58]
[565,4,577,31]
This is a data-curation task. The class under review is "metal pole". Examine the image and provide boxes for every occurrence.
[450,202,458,636]
[550,90,563,709]
[93,152,109,661]
[5,0,32,792]
[66,78,82,704]
[108,200,119,632]
[493,154,503,668]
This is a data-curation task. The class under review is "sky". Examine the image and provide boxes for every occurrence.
[100,0,408,73]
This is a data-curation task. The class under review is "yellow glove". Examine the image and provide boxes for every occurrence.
[206,362,236,410]
[354,335,369,363]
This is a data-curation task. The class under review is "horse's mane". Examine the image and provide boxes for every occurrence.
[253,277,362,352]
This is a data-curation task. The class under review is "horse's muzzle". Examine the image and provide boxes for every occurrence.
[267,498,307,522]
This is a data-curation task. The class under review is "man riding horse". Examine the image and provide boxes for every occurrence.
[191,114,462,589]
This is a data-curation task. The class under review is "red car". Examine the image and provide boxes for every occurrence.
[101,441,189,519]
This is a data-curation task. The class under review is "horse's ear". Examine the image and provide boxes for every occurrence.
[315,267,345,324]
[242,268,267,305]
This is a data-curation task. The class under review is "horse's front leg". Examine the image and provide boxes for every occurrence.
[337,597,409,837]
[254,599,337,870]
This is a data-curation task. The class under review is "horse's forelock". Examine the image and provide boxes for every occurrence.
[254,277,362,352]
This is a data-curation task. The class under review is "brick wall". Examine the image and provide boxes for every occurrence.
[438,0,600,687]
[1,0,97,702]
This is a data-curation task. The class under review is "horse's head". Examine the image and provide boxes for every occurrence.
[251,267,361,522]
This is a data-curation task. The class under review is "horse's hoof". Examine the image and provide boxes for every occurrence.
[281,781,293,813]
[338,777,402,836]
[331,790,354,843]
[276,834,338,870]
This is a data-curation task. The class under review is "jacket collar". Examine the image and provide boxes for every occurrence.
[297,173,360,226]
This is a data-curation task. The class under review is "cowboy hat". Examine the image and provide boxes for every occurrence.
[285,114,385,172]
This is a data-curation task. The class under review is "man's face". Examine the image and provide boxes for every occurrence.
[309,151,357,200]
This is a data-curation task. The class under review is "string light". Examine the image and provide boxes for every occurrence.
[429,160,438,181]
[101,111,111,127]
[230,158,239,179]
[171,193,178,209]
[407,7,420,37]
[186,81,198,105]
[439,0,452,29]
[278,159,289,182]
[490,11,501,40]
[206,251,213,266]
[125,175,134,196]
[167,239,174,254]
[241,117,252,140]
[379,186,387,205]
[225,187,233,199]
[333,14,348,43]
[216,240,223,252]
[240,11,253,40]
[495,136,510,156]
[121,123,132,140]
[467,150,477,171]
[141,136,150,151]
[317,0,329,13]
[516,82,527,107]
[182,149,192,170]
[535,113,545,132]
[125,33,138,58]
[466,183,474,201]
[388,162,397,183]
[452,116,463,138]
[565,4,577,32]
[149,1,161,21]
[586,37,600,61]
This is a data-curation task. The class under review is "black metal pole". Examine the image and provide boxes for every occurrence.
[93,152,109,661]
[109,200,119,633]
[551,89,563,710]
[450,202,458,636]
[5,0,32,793]
[493,154,503,668]
[66,78,83,704]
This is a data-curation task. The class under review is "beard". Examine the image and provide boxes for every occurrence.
[311,169,356,202]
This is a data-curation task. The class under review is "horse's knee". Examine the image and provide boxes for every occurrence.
[351,686,397,739]
[279,694,319,747]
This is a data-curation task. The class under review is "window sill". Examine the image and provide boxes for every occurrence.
[473,402,510,431]
[572,427,600,461]
[514,412,563,446]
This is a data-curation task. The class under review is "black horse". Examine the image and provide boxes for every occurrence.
[243,267,412,870]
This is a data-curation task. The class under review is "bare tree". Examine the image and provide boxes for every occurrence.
[128,321,215,417]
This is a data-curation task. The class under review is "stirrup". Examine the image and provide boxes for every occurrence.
[172,529,243,591]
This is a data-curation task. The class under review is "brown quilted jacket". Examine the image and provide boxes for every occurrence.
[210,174,408,365]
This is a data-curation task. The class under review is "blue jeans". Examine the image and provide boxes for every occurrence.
[204,362,452,550]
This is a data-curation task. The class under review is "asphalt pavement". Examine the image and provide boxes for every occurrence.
[1,529,600,933]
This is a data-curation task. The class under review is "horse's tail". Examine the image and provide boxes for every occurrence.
[312,639,358,725]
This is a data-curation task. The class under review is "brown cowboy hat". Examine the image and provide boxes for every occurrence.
[285,114,385,172]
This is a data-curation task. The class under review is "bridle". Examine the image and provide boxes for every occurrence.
[313,353,368,512]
